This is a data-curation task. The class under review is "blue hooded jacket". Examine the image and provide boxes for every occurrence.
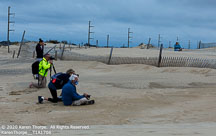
[174,43,182,51]
[62,81,84,106]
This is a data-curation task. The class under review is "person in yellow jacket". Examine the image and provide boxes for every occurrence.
[30,54,53,88]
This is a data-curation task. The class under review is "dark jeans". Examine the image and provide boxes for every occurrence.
[48,82,62,103]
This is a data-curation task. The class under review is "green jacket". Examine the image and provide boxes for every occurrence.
[39,57,51,77]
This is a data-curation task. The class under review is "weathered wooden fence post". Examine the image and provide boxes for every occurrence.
[147,38,151,49]
[17,30,26,58]
[12,50,15,58]
[32,51,35,58]
[55,50,58,61]
[108,47,114,64]
[158,44,163,67]
[61,43,65,60]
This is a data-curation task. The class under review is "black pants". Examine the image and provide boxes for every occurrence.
[48,82,62,103]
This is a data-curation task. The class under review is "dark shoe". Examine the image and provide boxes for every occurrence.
[86,100,95,105]
[57,96,62,102]
[38,96,44,104]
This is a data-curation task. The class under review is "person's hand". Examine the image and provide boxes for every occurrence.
[83,93,91,99]
[49,60,53,64]
[83,93,88,97]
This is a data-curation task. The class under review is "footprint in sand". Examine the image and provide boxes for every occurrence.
[0,96,6,101]
[11,98,21,102]
[15,110,30,114]
[9,88,38,95]
[35,107,47,112]
[0,86,3,91]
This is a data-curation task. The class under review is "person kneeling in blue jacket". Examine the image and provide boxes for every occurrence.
[174,42,182,51]
[62,74,95,106]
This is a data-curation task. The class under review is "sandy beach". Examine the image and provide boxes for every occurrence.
[1,43,216,135]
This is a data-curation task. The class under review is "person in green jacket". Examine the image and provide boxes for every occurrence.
[30,54,53,88]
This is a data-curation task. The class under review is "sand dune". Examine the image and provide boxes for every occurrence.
[0,43,216,135]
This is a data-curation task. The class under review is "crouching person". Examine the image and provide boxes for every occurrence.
[38,69,76,104]
[30,54,52,88]
[62,74,95,106]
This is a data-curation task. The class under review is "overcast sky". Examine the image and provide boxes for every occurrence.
[0,0,216,48]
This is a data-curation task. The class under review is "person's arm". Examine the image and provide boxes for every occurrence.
[42,60,51,69]
[71,87,84,100]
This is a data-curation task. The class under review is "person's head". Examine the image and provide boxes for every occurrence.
[69,74,79,86]
[39,38,45,46]
[176,42,179,45]
[44,54,51,61]
[66,69,75,76]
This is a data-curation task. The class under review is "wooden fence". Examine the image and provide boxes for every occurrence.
[60,51,216,69]
[109,56,216,69]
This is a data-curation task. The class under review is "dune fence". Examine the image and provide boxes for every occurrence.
[58,50,216,69]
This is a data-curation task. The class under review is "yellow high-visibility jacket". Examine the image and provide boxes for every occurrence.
[39,57,51,77]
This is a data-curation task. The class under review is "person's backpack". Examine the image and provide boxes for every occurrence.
[32,61,40,75]
[51,72,64,88]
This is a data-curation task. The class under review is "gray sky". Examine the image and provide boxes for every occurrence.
[0,0,215,48]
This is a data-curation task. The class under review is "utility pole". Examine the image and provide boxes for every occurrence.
[158,34,161,48]
[198,40,202,49]
[169,41,171,48]
[7,6,15,53]
[87,21,94,48]
[177,36,179,42]
[128,28,133,48]
[107,34,109,48]
[188,40,191,49]
[96,40,98,47]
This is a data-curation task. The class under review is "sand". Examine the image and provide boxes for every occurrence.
[0,43,216,135]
